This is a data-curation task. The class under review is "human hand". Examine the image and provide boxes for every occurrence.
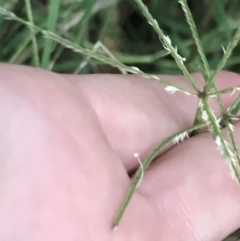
[1,64,240,241]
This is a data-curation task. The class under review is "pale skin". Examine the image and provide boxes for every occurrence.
[1,64,240,241]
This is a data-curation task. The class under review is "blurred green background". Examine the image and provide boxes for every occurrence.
[0,0,240,75]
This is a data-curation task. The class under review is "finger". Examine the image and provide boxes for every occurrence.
[65,72,240,171]
[135,123,240,241]
[0,64,176,241]
[0,64,129,240]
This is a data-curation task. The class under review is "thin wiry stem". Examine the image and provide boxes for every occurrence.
[0,7,196,96]
[74,41,127,74]
[228,115,240,120]
[206,25,240,113]
[112,122,206,227]
[227,95,240,115]
[200,98,240,183]
[133,0,200,92]
[179,0,211,80]
[209,25,240,87]
[24,0,40,67]
[208,86,240,96]
[225,121,240,166]
[179,0,225,119]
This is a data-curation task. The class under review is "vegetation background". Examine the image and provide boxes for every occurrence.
[0,0,240,75]
[0,0,240,240]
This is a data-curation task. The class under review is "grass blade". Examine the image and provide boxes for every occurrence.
[41,0,62,69]
[24,0,40,67]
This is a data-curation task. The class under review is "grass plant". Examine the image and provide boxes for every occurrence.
[0,0,240,240]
